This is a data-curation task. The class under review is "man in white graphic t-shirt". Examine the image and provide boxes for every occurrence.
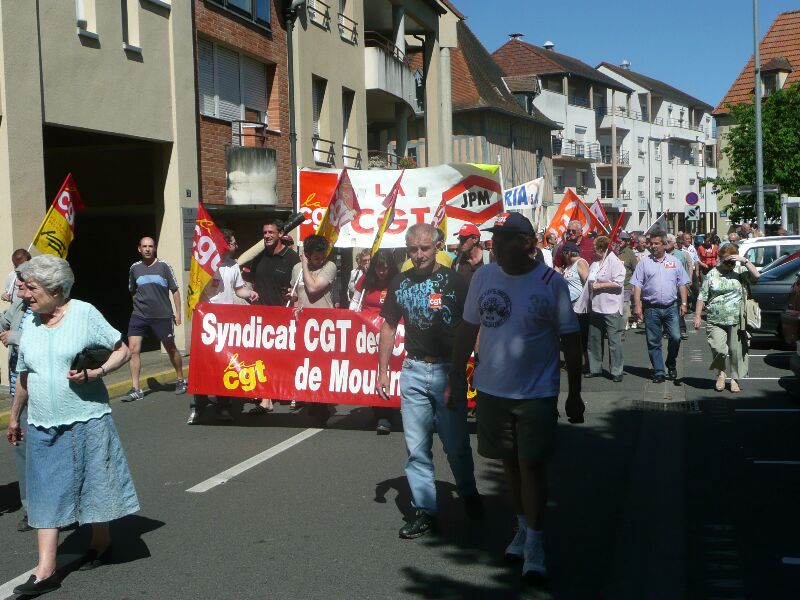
[188,229,258,424]
[449,211,585,581]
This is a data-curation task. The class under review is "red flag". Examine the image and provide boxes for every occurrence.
[609,209,627,254]
[589,199,610,229]
[546,189,608,240]
[316,167,360,256]
[187,203,230,318]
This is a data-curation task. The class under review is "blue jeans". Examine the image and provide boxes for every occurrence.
[644,305,681,376]
[399,359,477,515]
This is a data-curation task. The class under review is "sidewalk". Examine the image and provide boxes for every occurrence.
[0,350,189,426]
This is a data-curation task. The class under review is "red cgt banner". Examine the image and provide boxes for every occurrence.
[188,304,405,407]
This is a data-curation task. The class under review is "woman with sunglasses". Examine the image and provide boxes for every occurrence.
[692,243,760,393]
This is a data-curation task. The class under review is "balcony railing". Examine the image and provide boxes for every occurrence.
[337,12,358,44]
[342,143,362,169]
[364,30,408,66]
[552,137,600,161]
[368,150,399,169]
[307,0,331,30]
[595,106,666,126]
[231,121,267,147]
[599,150,630,165]
[568,95,591,108]
[667,118,705,133]
[313,135,336,165]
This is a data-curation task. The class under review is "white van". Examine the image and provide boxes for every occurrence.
[738,236,800,271]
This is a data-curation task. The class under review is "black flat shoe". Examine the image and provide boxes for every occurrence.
[652,374,666,383]
[612,375,623,383]
[13,573,61,596]
[583,372,601,379]
[666,368,678,380]
[79,547,112,571]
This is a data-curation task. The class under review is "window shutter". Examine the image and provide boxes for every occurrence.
[242,56,267,121]
[198,39,216,117]
[216,46,242,122]
[312,79,323,137]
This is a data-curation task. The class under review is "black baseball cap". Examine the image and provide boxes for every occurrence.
[482,212,535,236]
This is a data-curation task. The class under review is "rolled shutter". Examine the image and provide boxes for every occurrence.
[198,39,216,117]
[242,56,267,121]
[216,46,242,122]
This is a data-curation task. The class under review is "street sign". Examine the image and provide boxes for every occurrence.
[736,184,780,195]
[685,192,699,206]
[684,205,701,221]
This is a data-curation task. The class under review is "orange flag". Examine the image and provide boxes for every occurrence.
[546,188,607,240]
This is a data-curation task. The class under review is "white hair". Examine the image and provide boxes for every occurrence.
[17,254,75,298]
[666,233,677,243]
[406,223,436,245]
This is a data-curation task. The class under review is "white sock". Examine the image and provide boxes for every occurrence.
[517,514,527,528]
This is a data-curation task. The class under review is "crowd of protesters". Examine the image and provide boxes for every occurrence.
[0,212,778,594]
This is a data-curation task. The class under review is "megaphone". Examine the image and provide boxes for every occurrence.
[281,211,306,235]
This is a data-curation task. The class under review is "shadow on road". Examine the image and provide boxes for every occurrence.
[0,480,22,514]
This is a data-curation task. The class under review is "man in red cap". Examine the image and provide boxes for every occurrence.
[454,223,489,284]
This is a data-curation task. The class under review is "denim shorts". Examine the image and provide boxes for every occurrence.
[26,414,140,529]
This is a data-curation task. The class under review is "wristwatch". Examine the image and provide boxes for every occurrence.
[680,303,688,306]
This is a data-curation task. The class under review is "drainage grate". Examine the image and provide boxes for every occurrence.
[632,399,701,412]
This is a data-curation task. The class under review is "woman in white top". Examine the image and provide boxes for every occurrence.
[561,241,590,371]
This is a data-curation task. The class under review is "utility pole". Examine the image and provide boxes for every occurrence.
[753,0,765,232]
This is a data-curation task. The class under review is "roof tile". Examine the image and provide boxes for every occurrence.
[597,62,712,111]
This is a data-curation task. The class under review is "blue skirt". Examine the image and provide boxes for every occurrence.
[26,413,140,529]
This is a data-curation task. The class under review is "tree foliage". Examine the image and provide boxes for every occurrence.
[716,82,800,223]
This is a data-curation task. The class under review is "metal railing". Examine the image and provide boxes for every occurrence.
[313,135,336,165]
[552,137,601,161]
[364,31,408,66]
[596,106,667,126]
[307,0,331,30]
[337,12,358,44]
[342,143,362,169]
[368,150,399,169]
[231,120,267,147]
[599,150,630,165]
[568,95,591,108]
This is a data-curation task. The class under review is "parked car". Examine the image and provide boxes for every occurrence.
[750,254,800,336]
[738,235,800,271]
[780,273,800,345]
[762,250,800,273]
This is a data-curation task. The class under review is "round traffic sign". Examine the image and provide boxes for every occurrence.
[686,192,699,206]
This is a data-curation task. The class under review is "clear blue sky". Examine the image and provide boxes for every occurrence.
[453,0,798,108]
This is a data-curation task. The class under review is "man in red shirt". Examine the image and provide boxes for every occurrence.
[554,220,595,269]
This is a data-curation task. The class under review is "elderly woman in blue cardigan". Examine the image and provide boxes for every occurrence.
[6,255,139,597]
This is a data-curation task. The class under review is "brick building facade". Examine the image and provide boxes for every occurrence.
[194,0,291,215]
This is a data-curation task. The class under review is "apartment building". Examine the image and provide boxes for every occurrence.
[291,0,458,173]
[492,38,717,233]
[714,10,800,230]
[597,62,717,234]
[0,0,197,356]
[194,0,292,251]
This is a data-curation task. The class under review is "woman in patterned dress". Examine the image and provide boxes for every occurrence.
[693,243,760,393]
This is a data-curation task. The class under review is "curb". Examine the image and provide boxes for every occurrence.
[0,367,186,428]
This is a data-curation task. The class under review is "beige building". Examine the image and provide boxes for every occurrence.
[291,0,458,172]
[0,0,198,382]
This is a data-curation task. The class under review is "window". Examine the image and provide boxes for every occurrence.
[312,77,328,162]
[198,39,269,123]
[342,88,354,148]
[553,167,564,191]
[600,177,613,199]
[122,0,140,49]
[76,0,98,36]
[637,137,644,155]
[655,177,661,185]
[576,169,587,188]
[209,0,271,28]
[763,73,779,96]
[654,141,661,161]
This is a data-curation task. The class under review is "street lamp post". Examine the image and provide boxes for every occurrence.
[754,0,765,232]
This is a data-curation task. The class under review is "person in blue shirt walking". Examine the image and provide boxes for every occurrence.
[630,231,690,383]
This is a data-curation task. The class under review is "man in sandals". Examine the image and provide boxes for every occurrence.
[188,229,258,424]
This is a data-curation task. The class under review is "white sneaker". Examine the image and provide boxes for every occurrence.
[187,410,200,425]
[505,526,526,561]
[523,534,547,578]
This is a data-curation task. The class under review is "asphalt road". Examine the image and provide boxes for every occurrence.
[0,323,798,599]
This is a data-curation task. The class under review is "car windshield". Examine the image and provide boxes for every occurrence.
[758,255,800,281]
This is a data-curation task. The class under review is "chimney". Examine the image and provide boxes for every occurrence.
[543,40,555,51]
[508,33,524,41]
[621,59,631,70]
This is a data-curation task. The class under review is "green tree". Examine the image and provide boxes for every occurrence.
[716,82,800,223]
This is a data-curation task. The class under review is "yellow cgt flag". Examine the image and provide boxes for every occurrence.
[31,173,84,258]
[370,170,404,256]
[316,167,360,256]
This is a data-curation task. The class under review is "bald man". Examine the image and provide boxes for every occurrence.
[126,236,185,401]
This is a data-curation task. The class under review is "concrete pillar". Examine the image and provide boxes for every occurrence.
[0,1,48,381]
[440,46,453,164]
[589,84,594,110]
[611,92,618,199]
[392,4,405,52]
[647,92,652,123]
[395,103,409,158]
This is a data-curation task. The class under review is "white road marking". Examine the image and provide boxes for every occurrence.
[751,460,800,465]
[186,428,324,493]
[782,557,800,565]
[0,569,35,599]
[735,409,800,413]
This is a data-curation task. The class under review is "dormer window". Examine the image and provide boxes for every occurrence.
[760,57,793,97]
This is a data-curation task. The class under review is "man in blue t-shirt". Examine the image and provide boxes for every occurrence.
[450,212,585,580]
[126,237,185,401]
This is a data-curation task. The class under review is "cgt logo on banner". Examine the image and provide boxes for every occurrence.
[189,304,407,406]
[298,164,503,247]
